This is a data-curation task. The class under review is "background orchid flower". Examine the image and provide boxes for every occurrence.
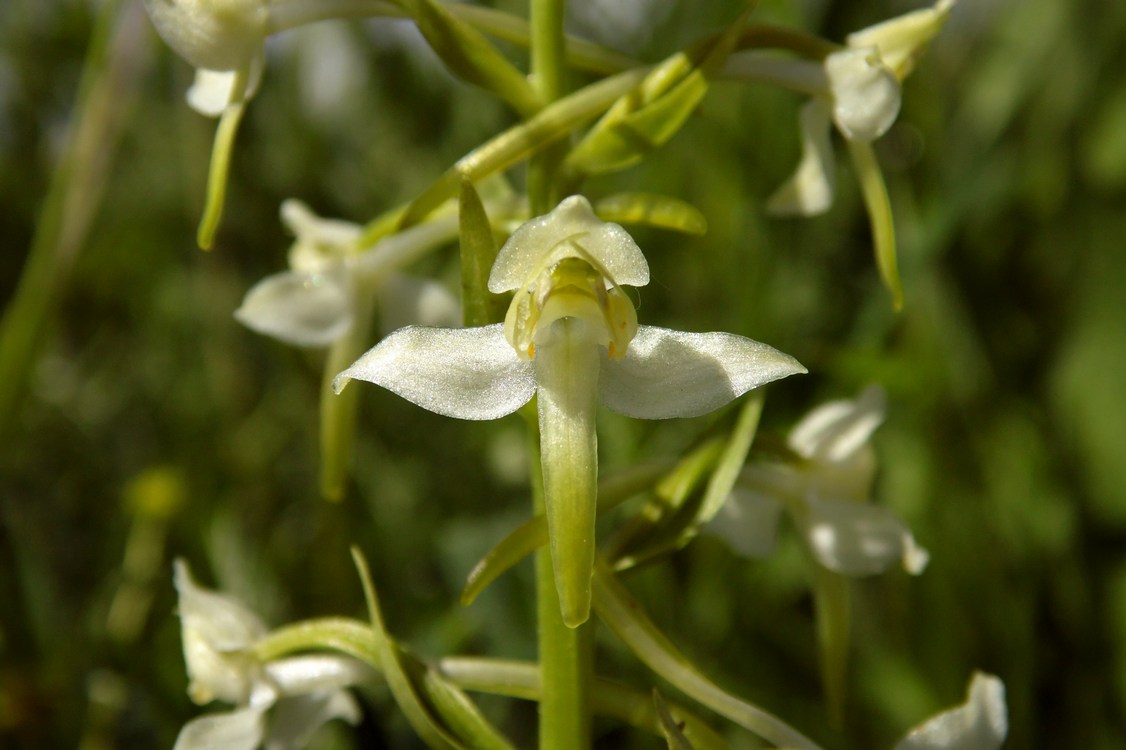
[142,0,270,115]
[335,195,806,626]
[172,560,372,750]
[708,385,929,576]
[723,0,955,217]
[235,200,460,348]
[894,672,1008,750]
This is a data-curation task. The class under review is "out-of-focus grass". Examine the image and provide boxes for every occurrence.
[1,0,1124,748]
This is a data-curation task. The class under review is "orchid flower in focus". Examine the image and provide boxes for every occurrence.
[335,195,806,626]
[171,560,372,750]
[708,385,929,576]
[235,200,460,348]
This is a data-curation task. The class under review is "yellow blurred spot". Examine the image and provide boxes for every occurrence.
[124,467,185,520]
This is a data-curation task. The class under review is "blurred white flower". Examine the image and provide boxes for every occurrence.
[234,200,460,348]
[725,0,955,215]
[894,672,1008,750]
[335,195,806,625]
[709,385,929,576]
[172,560,371,750]
[142,0,269,115]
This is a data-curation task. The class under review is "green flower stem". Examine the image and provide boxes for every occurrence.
[592,558,825,750]
[255,616,381,666]
[527,2,594,747]
[531,0,567,106]
[812,564,851,729]
[528,0,569,213]
[319,292,377,501]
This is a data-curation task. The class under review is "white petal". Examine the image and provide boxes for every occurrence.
[488,195,650,292]
[186,55,263,117]
[333,324,536,420]
[173,707,266,750]
[378,273,461,331]
[800,496,926,576]
[788,385,887,462]
[894,672,1008,750]
[234,270,354,347]
[824,47,901,142]
[143,0,267,72]
[706,487,784,559]
[599,326,806,419]
[263,655,372,697]
[280,200,361,274]
[174,560,266,705]
[847,0,956,80]
[187,69,238,117]
[766,100,837,217]
[174,560,265,653]
[264,692,361,750]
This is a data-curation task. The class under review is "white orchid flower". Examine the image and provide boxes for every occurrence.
[724,0,954,216]
[709,385,929,576]
[142,0,270,115]
[172,560,372,750]
[335,195,806,626]
[235,200,460,348]
[894,672,1008,750]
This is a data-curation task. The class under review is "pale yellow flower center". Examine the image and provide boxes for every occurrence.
[503,242,638,362]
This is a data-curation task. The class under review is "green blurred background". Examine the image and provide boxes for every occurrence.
[2,0,1124,748]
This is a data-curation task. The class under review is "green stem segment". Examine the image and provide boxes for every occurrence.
[527,2,593,748]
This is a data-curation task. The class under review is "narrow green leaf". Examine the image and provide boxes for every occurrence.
[695,392,764,528]
[254,616,382,668]
[594,193,708,235]
[401,69,648,227]
[847,139,903,310]
[350,547,466,750]
[655,689,697,750]
[437,658,730,750]
[384,0,541,117]
[563,69,709,175]
[419,663,518,750]
[591,559,824,750]
[564,8,751,176]
[604,439,725,570]
[461,463,669,606]
[457,181,506,327]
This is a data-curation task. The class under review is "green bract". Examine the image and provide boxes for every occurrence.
[335,195,806,626]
